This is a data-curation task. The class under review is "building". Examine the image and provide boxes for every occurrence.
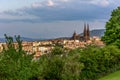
[71,23,90,41]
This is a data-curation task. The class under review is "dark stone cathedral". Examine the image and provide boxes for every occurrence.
[71,23,90,41]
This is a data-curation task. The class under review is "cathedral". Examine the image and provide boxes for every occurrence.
[71,23,90,41]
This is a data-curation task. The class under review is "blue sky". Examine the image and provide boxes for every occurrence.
[0,0,120,39]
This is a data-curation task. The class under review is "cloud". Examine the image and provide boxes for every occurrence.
[20,0,113,22]
[47,0,55,6]
[90,0,110,7]
[32,0,55,8]
[0,0,118,23]
[60,0,69,2]
[32,2,43,8]
[101,0,110,7]
[31,0,69,8]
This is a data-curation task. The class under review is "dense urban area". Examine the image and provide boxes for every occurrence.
[0,24,104,60]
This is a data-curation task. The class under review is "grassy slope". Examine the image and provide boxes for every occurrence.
[99,70,120,80]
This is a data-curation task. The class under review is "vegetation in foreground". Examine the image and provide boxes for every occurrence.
[0,35,120,80]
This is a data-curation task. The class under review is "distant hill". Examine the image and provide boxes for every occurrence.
[0,37,45,42]
[89,29,105,37]
[80,29,105,38]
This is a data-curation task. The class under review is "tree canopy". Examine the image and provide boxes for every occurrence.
[102,7,120,47]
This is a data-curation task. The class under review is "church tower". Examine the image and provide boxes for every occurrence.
[83,23,87,41]
[87,23,90,40]
[83,23,90,41]
[72,31,77,40]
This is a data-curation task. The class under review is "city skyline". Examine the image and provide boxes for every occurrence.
[0,0,120,38]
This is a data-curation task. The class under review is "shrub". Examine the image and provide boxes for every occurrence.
[79,45,120,80]
[0,35,39,80]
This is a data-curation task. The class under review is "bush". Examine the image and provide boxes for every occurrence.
[38,47,84,80]
[79,45,120,80]
[0,35,39,80]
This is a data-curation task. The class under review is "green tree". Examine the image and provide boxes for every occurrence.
[102,7,120,46]
[0,35,39,80]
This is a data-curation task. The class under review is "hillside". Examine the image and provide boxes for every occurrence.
[0,37,44,42]
[80,29,105,38]
[90,29,105,37]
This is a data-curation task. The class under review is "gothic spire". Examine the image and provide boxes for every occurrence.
[84,23,87,37]
[87,24,90,37]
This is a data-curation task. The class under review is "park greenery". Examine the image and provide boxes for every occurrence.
[0,6,120,80]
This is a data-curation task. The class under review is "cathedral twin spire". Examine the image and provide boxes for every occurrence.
[84,23,90,41]
[71,22,90,41]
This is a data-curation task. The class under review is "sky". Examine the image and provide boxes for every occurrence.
[0,0,120,39]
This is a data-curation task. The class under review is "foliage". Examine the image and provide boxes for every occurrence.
[102,7,120,47]
[38,45,120,80]
[1,35,120,80]
[40,56,64,80]
[38,47,84,80]
[0,35,39,80]
[51,46,64,55]
[79,45,120,80]
[62,49,84,80]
